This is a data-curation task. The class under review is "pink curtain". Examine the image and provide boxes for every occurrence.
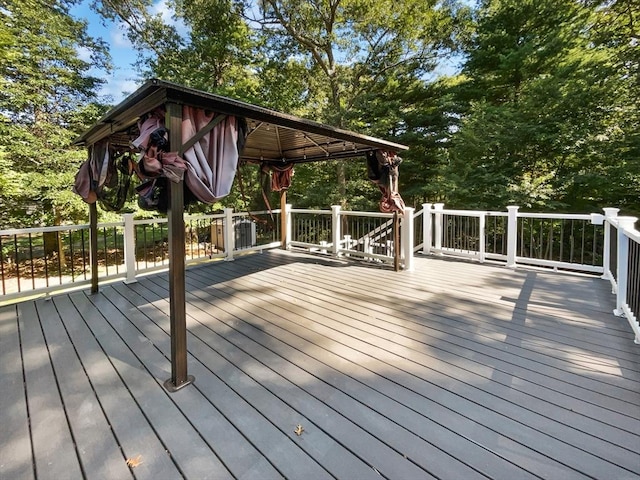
[181,106,239,203]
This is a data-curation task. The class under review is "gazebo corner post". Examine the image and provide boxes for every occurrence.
[280,190,290,250]
[164,101,194,393]
[89,202,99,293]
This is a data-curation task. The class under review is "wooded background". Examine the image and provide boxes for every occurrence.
[1,0,638,229]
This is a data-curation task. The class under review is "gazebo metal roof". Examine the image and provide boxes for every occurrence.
[76,78,408,163]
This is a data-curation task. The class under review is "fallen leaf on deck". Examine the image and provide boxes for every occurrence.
[294,424,305,436]
[126,455,143,468]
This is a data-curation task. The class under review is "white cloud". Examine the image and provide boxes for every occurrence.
[76,46,93,62]
[110,21,131,48]
[99,76,142,104]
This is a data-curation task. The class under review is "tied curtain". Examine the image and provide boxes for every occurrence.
[181,106,240,203]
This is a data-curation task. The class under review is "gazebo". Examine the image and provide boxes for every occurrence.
[75,78,408,392]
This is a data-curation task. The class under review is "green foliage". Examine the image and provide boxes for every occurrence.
[2,0,638,229]
[0,0,110,228]
[438,0,640,215]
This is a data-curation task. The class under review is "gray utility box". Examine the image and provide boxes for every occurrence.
[211,219,257,252]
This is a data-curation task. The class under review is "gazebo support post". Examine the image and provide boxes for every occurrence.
[89,202,99,293]
[280,190,287,249]
[393,211,400,272]
[164,101,194,392]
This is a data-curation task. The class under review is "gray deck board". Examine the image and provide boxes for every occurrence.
[0,305,34,480]
[17,300,83,480]
[183,256,638,479]
[69,291,234,480]
[2,250,639,480]
[34,298,132,480]
[59,292,183,480]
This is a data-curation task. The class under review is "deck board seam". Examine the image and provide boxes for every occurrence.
[179,258,640,468]
[16,304,37,480]
[203,261,640,414]
[144,268,632,477]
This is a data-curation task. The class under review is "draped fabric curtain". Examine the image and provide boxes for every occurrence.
[181,106,239,204]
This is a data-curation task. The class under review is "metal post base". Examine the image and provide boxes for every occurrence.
[163,375,195,393]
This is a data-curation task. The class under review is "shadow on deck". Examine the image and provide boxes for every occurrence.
[1,250,639,479]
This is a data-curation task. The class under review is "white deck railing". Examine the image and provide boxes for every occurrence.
[418,204,639,343]
[2,203,638,343]
[0,206,414,302]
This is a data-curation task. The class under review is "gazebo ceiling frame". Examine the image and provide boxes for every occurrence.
[77,78,409,392]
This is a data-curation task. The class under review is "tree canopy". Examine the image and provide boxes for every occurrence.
[0,0,111,228]
[0,0,638,229]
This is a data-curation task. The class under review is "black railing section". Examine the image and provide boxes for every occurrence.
[517,217,603,266]
[442,214,481,253]
[136,221,168,270]
[0,226,120,296]
[413,211,424,251]
[485,214,508,256]
[627,238,640,317]
[234,212,280,250]
[609,224,618,282]
[341,214,395,257]
[185,217,224,259]
[291,212,331,246]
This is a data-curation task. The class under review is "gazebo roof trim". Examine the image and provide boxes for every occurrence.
[75,78,408,163]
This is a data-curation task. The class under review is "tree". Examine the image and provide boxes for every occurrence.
[250,0,469,207]
[442,0,640,214]
[0,0,111,228]
[94,0,469,210]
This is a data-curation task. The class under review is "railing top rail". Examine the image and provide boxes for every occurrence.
[341,211,394,219]
[440,209,488,217]
[625,228,640,244]
[517,212,593,220]
[133,217,169,226]
[184,213,225,221]
[233,209,282,218]
[0,223,94,236]
[290,209,331,215]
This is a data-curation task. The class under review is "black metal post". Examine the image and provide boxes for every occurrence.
[281,190,287,249]
[90,202,99,293]
[164,101,194,392]
[394,211,400,272]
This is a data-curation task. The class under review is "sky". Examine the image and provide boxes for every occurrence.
[69,1,148,104]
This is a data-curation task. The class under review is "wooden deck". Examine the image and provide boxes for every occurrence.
[1,250,639,480]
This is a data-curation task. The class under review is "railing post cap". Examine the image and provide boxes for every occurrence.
[434,203,445,210]
[422,203,433,209]
[507,205,520,211]
[603,207,620,217]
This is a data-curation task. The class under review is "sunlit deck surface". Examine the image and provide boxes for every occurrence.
[1,250,639,480]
